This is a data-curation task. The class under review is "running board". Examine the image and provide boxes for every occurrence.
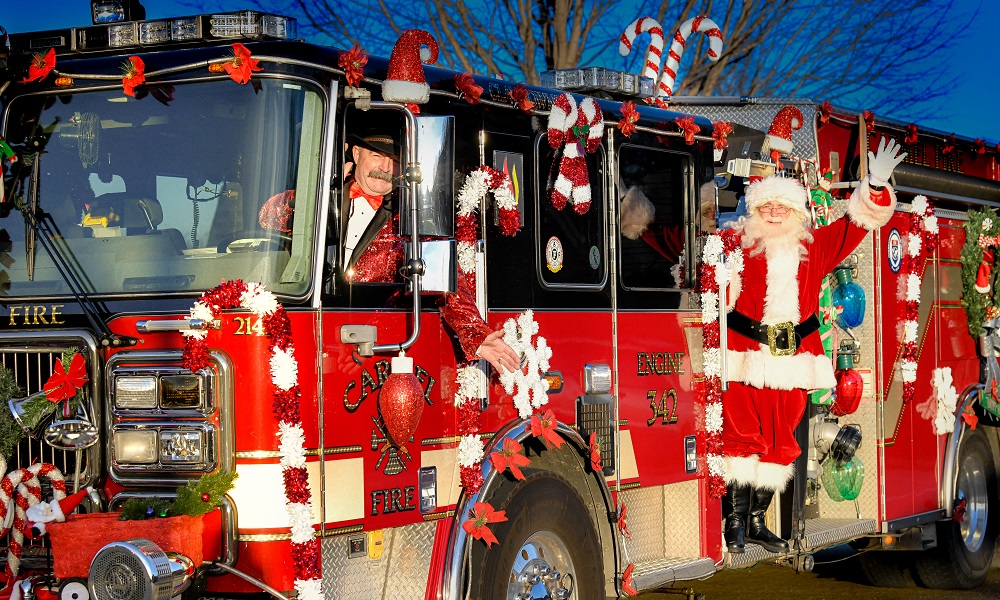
[725,518,879,568]
[631,557,717,593]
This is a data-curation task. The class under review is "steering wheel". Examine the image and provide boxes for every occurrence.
[217,230,293,253]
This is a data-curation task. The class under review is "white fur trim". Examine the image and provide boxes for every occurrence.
[620,186,655,239]
[756,461,795,492]
[382,79,430,103]
[761,242,801,324]
[744,176,809,220]
[726,348,837,390]
[723,454,759,486]
[766,134,793,154]
[726,272,741,311]
[847,180,897,231]
[419,47,432,62]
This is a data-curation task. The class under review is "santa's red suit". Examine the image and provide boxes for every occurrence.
[343,180,492,360]
[723,177,895,491]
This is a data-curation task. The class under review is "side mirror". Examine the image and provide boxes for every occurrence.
[405,240,456,294]
[400,115,455,238]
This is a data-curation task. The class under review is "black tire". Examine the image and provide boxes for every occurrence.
[913,428,998,589]
[476,474,604,600]
[857,551,917,587]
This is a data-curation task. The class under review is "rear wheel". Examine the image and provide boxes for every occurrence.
[913,429,997,589]
[857,551,916,587]
[475,475,604,599]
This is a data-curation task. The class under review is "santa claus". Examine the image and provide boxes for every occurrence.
[721,137,906,554]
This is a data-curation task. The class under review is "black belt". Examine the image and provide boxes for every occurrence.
[727,311,820,356]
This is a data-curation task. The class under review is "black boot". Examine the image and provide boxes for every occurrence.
[746,487,789,553]
[722,484,751,554]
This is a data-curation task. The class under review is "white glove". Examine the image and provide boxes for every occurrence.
[867,137,907,187]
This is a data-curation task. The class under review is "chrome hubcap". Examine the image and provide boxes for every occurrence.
[507,530,576,600]
[957,453,989,553]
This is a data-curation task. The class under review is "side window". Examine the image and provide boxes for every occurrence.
[618,146,693,290]
[534,134,606,288]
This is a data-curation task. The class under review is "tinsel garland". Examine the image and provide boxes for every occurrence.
[181,280,320,600]
[901,196,938,405]
[454,167,523,493]
[698,231,743,497]
[960,207,1000,338]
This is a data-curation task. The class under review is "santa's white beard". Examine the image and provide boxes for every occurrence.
[737,213,813,258]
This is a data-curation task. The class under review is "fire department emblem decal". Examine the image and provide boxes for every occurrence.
[887,228,902,273]
[371,415,412,475]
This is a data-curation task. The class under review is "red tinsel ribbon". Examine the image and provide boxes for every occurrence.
[712,120,733,150]
[618,101,639,138]
[337,44,368,88]
[674,115,699,145]
[454,73,483,104]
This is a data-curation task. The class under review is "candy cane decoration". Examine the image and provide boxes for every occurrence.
[619,17,665,83]
[657,16,723,102]
[547,94,604,214]
[0,463,66,577]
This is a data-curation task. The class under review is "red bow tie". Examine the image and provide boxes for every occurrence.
[349,181,383,210]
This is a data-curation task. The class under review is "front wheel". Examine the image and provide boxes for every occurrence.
[475,475,605,599]
[913,428,997,589]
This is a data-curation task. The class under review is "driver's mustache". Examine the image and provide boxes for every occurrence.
[368,170,392,182]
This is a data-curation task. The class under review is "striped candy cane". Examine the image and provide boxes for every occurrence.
[619,17,665,83]
[1,463,66,577]
[657,16,724,102]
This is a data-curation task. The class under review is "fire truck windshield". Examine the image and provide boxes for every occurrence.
[0,78,323,299]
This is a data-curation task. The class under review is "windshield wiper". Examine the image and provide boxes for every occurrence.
[19,152,136,348]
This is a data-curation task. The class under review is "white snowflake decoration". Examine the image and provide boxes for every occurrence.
[499,310,553,419]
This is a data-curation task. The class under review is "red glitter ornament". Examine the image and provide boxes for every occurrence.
[832,354,863,416]
[766,106,803,156]
[378,354,425,448]
[201,493,211,502]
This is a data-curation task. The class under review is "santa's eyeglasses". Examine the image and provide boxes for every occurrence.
[756,204,791,216]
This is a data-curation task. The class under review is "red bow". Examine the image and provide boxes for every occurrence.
[974,138,986,156]
[818,100,833,125]
[863,110,875,131]
[349,181,383,210]
[338,44,368,88]
[674,115,700,145]
[904,124,918,145]
[22,48,56,84]
[510,83,534,113]
[454,73,483,104]
[942,134,956,155]
[43,353,88,402]
[618,101,639,138]
[712,120,733,150]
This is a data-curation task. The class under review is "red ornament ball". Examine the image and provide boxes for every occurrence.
[201,493,211,502]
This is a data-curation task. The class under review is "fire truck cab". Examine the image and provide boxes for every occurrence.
[0,6,997,600]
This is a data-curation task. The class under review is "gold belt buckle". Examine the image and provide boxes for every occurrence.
[767,321,796,356]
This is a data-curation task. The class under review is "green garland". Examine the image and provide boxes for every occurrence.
[961,207,1000,339]
[119,471,238,520]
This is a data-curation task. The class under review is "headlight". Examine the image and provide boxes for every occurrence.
[112,370,210,414]
[114,429,158,464]
[159,430,205,464]
[115,375,157,409]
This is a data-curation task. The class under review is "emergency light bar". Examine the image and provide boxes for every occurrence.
[541,67,654,98]
[9,10,296,55]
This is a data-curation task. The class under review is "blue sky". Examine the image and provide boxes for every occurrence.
[3,1,998,143]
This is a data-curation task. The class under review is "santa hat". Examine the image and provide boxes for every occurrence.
[764,106,804,156]
[744,175,809,220]
[382,30,439,105]
[25,486,91,538]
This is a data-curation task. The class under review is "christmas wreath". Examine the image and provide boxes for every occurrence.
[960,207,1000,339]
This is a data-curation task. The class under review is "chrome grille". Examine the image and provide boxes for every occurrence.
[0,332,101,566]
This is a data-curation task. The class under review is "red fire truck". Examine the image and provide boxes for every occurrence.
[0,6,997,600]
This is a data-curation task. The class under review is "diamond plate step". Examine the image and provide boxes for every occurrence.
[631,557,717,593]
[725,518,878,568]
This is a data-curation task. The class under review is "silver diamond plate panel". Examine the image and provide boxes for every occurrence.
[802,518,877,550]
[725,542,782,569]
[620,480,702,565]
[632,557,717,592]
[321,521,436,600]
[669,98,819,163]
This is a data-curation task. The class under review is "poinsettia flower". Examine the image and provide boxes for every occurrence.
[974,138,986,156]
[510,83,534,113]
[338,44,368,88]
[818,99,833,125]
[863,109,875,131]
[43,353,88,402]
[622,563,637,597]
[530,409,564,449]
[489,437,530,480]
[223,43,262,85]
[589,432,602,472]
[122,56,145,97]
[461,501,507,546]
[618,101,638,138]
[617,502,632,540]
[904,124,918,145]
[942,133,956,155]
[712,120,733,150]
[454,73,483,104]
[674,115,699,145]
[21,48,56,84]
